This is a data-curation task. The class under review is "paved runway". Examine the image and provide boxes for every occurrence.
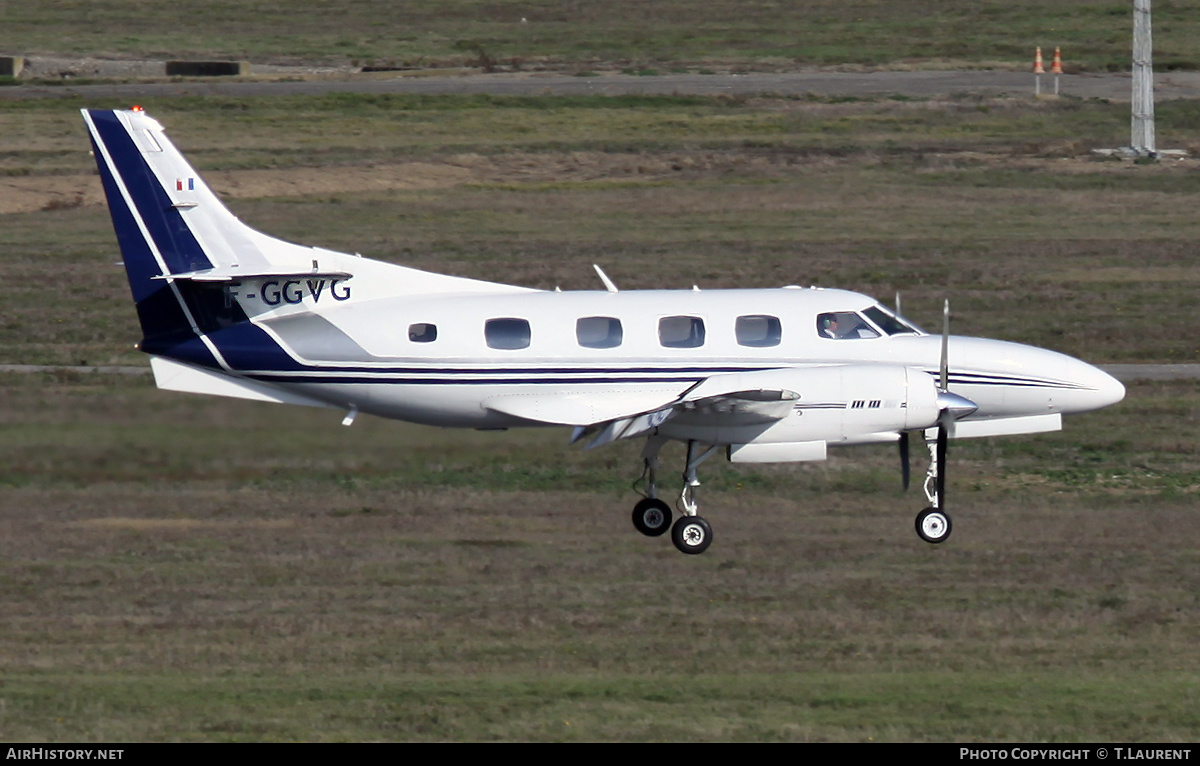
[8,69,1200,102]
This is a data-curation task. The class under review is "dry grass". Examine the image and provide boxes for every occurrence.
[2,84,1200,739]
[7,1,1200,72]
[0,375,1198,740]
[4,93,1200,365]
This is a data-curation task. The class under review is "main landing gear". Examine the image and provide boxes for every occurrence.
[633,429,957,554]
[631,437,717,555]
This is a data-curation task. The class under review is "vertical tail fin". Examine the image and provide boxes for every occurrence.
[83,108,220,362]
[83,108,528,372]
[82,108,318,368]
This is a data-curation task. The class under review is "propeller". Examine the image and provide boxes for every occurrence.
[934,299,950,508]
[900,299,977,506]
[939,298,949,392]
[930,300,978,510]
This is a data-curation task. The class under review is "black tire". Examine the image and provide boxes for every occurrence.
[915,507,952,544]
[632,498,672,537]
[671,515,713,555]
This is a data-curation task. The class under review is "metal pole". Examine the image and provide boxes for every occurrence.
[1132,0,1156,155]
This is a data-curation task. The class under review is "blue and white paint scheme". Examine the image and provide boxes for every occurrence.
[82,108,1125,554]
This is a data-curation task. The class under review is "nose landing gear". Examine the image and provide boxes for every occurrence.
[915,430,952,544]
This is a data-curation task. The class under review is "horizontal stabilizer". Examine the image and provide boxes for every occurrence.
[154,269,353,283]
[150,356,332,408]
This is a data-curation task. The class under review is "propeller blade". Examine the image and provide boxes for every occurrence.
[899,431,911,491]
[939,298,950,392]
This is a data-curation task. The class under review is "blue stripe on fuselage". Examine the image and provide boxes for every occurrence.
[238,364,1092,391]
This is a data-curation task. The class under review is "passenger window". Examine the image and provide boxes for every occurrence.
[485,318,531,350]
[736,315,781,347]
[817,312,880,340]
[576,316,623,349]
[659,315,705,348]
[408,323,437,343]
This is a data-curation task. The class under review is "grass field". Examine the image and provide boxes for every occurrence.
[2,4,1200,742]
[1,374,1198,741]
[5,93,1200,367]
[8,1,1200,73]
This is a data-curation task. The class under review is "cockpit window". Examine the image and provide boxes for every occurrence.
[817,312,880,340]
[863,306,921,336]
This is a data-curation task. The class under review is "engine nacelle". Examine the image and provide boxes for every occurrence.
[659,364,940,458]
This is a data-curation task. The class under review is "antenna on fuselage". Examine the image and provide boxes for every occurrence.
[593,265,619,293]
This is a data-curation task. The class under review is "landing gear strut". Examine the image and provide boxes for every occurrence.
[916,432,952,544]
[631,437,716,554]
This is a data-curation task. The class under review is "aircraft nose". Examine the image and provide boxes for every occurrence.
[1080,364,1123,413]
[1064,359,1126,414]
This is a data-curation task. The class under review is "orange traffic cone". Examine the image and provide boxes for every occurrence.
[1051,47,1063,74]
[1034,47,1045,74]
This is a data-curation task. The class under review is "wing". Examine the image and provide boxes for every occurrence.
[483,387,689,428]
[482,369,802,449]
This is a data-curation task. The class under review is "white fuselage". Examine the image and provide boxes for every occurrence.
[221,283,1123,446]
[82,107,1121,454]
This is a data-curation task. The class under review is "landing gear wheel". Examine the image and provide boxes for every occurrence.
[915,507,952,544]
[671,516,713,555]
[632,498,672,537]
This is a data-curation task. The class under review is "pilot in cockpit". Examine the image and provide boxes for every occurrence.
[818,312,880,340]
[820,315,840,338]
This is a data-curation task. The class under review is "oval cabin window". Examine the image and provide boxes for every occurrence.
[485,318,532,350]
[576,316,623,349]
[659,316,705,348]
[736,315,781,347]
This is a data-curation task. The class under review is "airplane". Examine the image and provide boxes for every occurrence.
[80,107,1126,555]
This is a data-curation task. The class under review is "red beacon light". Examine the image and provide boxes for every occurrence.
[131,105,144,112]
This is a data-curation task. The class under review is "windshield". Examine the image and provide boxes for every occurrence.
[863,305,922,335]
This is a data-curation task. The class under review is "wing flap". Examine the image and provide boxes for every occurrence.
[676,388,799,425]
